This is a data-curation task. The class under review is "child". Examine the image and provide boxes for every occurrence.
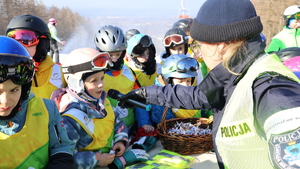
[6,14,66,99]
[126,34,158,87]
[125,34,158,137]
[94,25,150,137]
[0,36,74,168]
[152,54,212,125]
[52,48,150,168]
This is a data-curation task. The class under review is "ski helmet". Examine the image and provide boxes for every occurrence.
[48,18,57,23]
[163,28,189,56]
[6,14,50,62]
[0,36,35,101]
[172,18,193,32]
[94,25,127,71]
[127,34,157,75]
[162,54,198,85]
[62,48,113,95]
[94,25,127,52]
[125,29,140,41]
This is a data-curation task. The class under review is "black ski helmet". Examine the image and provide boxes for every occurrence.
[172,18,193,32]
[6,14,50,62]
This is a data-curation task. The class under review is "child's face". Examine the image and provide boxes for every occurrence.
[172,77,192,86]
[169,44,185,55]
[109,51,123,62]
[25,46,37,57]
[0,80,21,117]
[136,48,149,63]
[289,19,300,29]
[84,71,105,99]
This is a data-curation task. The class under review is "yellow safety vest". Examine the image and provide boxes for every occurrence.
[62,98,115,153]
[128,66,157,87]
[104,65,136,127]
[216,54,300,169]
[31,63,65,99]
[172,108,201,118]
[0,97,49,168]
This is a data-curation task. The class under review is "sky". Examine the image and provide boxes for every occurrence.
[41,0,205,54]
[42,0,204,18]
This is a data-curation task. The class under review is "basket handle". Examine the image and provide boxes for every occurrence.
[161,107,169,133]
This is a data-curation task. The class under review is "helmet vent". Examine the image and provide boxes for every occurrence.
[25,18,33,22]
[105,30,109,36]
[101,38,106,44]
[113,36,116,43]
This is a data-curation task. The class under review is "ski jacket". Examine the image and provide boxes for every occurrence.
[52,88,128,168]
[266,27,300,53]
[48,23,62,42]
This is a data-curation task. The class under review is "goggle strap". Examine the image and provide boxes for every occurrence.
[62,62,93,74]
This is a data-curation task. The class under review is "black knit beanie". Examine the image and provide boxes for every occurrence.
[190,0,263,43]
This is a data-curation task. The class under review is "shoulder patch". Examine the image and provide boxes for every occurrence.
[269,127,300,168]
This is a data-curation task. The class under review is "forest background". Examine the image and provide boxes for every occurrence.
[0,0,299,54]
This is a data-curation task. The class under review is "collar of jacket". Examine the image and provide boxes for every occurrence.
[198,35,266,110]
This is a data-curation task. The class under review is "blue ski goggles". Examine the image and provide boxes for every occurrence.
[176,57,199,73]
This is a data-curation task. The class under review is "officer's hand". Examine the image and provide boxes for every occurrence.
[118,87,147,108]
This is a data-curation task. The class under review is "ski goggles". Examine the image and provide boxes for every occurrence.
[0,55,35,85]
[163,34,186,47]
[62,52,113,74]
[287,12,300,20]
[295,12,300,20]
[176,57,199,73]
[7,30,43,47]
[131,35,152,56]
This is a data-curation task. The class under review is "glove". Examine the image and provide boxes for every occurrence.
[132,136,157,152]
[118,87,147,108]
[108,149,150,169]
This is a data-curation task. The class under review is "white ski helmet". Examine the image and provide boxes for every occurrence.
[62,48,112,94]
[284,5,300,17]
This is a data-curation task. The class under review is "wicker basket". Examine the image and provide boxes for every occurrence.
[157,107,213,155]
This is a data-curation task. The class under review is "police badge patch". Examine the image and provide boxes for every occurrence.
[270,127,300,168]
